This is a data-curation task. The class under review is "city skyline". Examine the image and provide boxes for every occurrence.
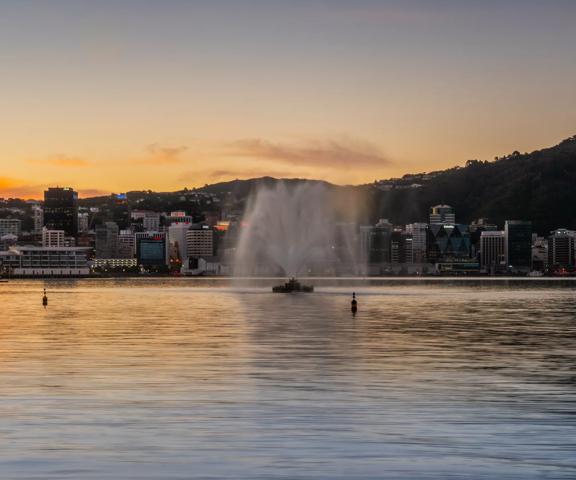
[2,183,574,278]
[2,0,576,198]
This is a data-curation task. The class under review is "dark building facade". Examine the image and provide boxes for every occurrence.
[360,221,393,264]
[43,187,78,237]
[505,221,532,272]
[136,236,166,267]
[391,231,412,264]
[548,229,575,268]
[108,194,131,229]
[426,224,471,263]
[95,222,120,259]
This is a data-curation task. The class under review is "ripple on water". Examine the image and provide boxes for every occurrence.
[0,278,575,479]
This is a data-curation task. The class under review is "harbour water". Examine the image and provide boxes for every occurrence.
[0,278,575,479]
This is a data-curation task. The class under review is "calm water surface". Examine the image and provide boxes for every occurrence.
[0,278,575,479]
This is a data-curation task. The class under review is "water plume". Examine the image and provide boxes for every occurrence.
[234,181,355,276]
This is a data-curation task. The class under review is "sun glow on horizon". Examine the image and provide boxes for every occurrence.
[1,1,575,197]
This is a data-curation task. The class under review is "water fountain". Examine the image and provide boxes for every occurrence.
[234,181,357,288]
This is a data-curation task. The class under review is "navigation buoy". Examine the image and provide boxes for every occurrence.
[351,292,357,314]
[42,289,48,308]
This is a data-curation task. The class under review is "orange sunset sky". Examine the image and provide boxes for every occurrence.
[1,0,575,198]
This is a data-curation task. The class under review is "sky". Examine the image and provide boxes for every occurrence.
[1,0,575,198]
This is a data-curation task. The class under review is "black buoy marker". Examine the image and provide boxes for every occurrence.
[351,292,357,314]
[42,288,48,308]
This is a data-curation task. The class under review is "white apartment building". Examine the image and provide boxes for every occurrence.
[0,246,90,276]
[42,227,65,247]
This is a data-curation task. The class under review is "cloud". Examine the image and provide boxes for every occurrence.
[78,188,110,198]
[28,154,91,168]
[0,177,46,199]
[227,138,389,169]
[139,143,189,165]
[0,177,108,199]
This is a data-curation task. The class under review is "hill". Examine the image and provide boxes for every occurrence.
[75,135,576,234]
[368,135,576,233]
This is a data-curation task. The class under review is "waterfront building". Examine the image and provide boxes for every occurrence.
[505,221,532,273]
[92,258,138,269]
[405,223,427,263]
[42,227,65,248]
[43,187,78,237]
[181,256,225,276]
[469,218,499,259]
[426,224,471,263]
[0,219,21,237]
[186,225,214,258]
[118,230,136,258]
[32,205,44,234]
[359,219,393,264]
[168,222,191,262]
[479,230,505,273]
[532,236,548,272]
[95,222,120,259]
[429,205,456,225]
[136,234,167,267]
[391,230,413,264]
[548,229,576,268]
[0,246,90,276]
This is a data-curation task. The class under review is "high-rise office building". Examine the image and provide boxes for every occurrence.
[391,230,413,264]
[78,213,90,233]
[429,205,455,225]
[359,219,393,264]
[118,230,136,258]
[43,187,78,237]
[32,206,44,234]
[186,225,214,258]
[505,221,532,272]
[548,229,576,267]
[405,223,427,263]
[108,194,131,229]
[95,222,120,259]
[480,230,505,272]
[168,223,191,261]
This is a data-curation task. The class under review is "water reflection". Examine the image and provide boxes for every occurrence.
[0,278,575,479]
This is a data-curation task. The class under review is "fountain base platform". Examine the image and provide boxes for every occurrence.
[272,278,314,293]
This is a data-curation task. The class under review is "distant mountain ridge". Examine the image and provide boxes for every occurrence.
[367,135,576,233]
[77,136,576,234]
